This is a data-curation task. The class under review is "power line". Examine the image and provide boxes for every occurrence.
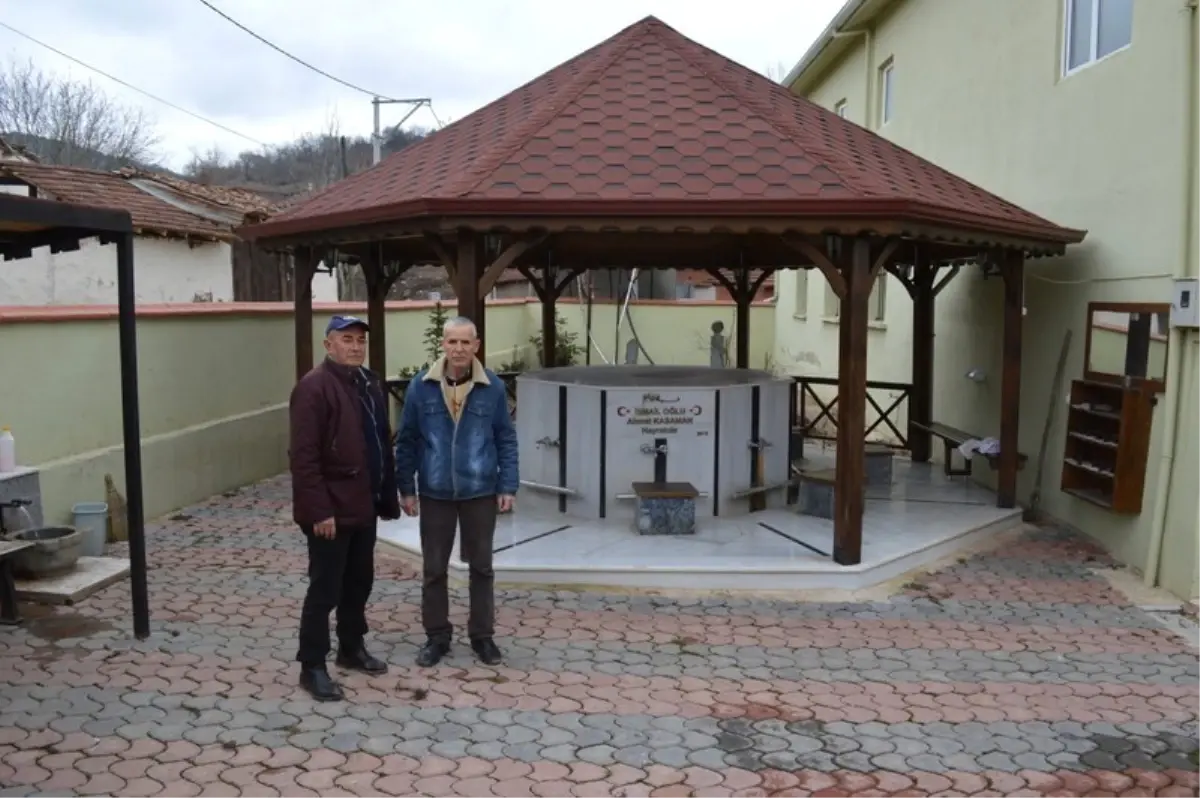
[0,20,267,147]
[196,0,398,101]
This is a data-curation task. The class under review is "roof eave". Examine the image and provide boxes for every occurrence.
[781,0,898,91]
[238,197,1086,253]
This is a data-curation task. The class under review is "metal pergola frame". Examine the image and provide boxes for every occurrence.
[0,193,150,639]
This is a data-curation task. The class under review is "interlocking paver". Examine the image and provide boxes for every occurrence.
[1,475,1196,796]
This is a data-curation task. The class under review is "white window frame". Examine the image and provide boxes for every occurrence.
[878,60,894,126]
[793,269,809,318]
[834,99,847,118]
[1062,0,1133,77]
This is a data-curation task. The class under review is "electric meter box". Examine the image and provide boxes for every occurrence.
[1171,278,1199,329]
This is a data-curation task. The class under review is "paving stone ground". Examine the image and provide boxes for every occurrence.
[0,475,1197,797]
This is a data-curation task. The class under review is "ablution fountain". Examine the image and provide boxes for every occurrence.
[515,364,793,529]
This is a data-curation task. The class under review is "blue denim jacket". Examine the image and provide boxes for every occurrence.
[394,359,519,501]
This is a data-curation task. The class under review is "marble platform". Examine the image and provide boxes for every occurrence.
[15,556,130,605]
[378,448,1021,592]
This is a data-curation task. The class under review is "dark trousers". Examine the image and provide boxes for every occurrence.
[296,521,376,666]
[420,495,497,643]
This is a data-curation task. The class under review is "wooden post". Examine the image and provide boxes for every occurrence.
[456,231,485,364]
[998,250,1024,508]
[361,246,389,379]
[734,269,751,369]
[833,237,871,566]
[294,247,317,381]
[541,263,558,367]
[909,255,935,463]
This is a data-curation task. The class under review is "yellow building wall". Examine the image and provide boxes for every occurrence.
[0,299,774,526]
[776,0,1197,597]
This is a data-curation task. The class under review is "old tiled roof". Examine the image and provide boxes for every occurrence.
[247,16,1084,248]
[116,167,281,216]
[0,162,232,240]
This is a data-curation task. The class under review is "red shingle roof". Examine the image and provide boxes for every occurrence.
[0,162,231,240]
[116,167,281,217]
[248,16,1083,247]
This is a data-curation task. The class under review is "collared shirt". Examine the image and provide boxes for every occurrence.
[424,357,491,423]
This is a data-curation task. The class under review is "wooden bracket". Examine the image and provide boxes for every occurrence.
[933,265,962,297]
[422,231,458,282]
[869,238,900,279]
[478,234,549,296]
[782,234,846,299]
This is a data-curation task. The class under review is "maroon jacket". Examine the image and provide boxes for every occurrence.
[289,359,400,528]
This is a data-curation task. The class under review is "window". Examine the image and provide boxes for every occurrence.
[794,270,809,316]
[822,273,888,322]
[1064,0,1133,74]
[878,60,894,125]
[834,100,847,118]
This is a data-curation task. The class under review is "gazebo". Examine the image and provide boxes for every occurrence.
[239,16,1085,565]
[0,193,150,638]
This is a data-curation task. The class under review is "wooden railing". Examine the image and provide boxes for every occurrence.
[792,376,913,450]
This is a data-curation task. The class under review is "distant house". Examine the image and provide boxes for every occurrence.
[0,157,338,305]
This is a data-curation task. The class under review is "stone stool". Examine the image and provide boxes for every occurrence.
[632,482,698,536]
[797,469,836,519]
[864,444,895,487]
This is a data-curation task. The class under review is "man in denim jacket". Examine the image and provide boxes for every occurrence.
[394,316,518,667]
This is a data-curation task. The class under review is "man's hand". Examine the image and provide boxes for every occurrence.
[313,517,336,539]
[401,496,419,517]
[497,494,515,513]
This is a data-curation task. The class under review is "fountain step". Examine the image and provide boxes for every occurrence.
[15,556,128,606]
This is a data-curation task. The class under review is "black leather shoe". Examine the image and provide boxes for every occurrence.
[299,666,344,702]
[335,646,388,674]
[416,639,450,668]
[471,638,502,666]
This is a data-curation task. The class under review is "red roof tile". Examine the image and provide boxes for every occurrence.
[0,162,231,240]
[116,167,280,217]
[250,16,1083,247]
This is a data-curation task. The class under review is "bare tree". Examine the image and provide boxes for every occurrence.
[0,59,160,168]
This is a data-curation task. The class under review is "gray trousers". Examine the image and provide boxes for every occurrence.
[419,495,497,642]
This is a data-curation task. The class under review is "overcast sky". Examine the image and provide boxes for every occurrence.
[0,0,844,172]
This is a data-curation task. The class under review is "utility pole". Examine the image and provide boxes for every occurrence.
[372,96,433,165]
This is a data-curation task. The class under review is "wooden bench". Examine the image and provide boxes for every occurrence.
[632,481,698,536]
[796,468,836,519]
[912,421,1028,477]
[0,540,35,626]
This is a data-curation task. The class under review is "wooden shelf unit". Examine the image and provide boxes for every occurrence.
[1060,379,1154,514]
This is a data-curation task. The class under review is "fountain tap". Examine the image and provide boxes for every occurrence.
[535,436,560,449]
[640,442,668,455]
[0,498,33,537]
[748,438,773,450]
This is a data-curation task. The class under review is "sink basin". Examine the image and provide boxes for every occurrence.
[6,526,82,578]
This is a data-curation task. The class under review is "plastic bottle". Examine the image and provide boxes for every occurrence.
[0,427,14,473]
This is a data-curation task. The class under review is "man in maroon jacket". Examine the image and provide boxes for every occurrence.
[288,315,400,701]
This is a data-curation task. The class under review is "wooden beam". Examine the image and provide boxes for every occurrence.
[998,250,1025,508]
[734,269,751,369]
[455,230,485,364]
[833,237,871,566]
[908,253,935,463]
[361,243,389,378]
[294,246,318,381]
[541,263,559,367]
[478,234,548,296]
[781,234,847,299]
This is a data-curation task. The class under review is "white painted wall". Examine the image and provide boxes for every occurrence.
[0,236,234,305]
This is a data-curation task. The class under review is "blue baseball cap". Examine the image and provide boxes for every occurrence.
[325,315,369,335]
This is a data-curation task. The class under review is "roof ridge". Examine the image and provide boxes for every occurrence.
[657,27,864,199]
[454,23,649,198]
